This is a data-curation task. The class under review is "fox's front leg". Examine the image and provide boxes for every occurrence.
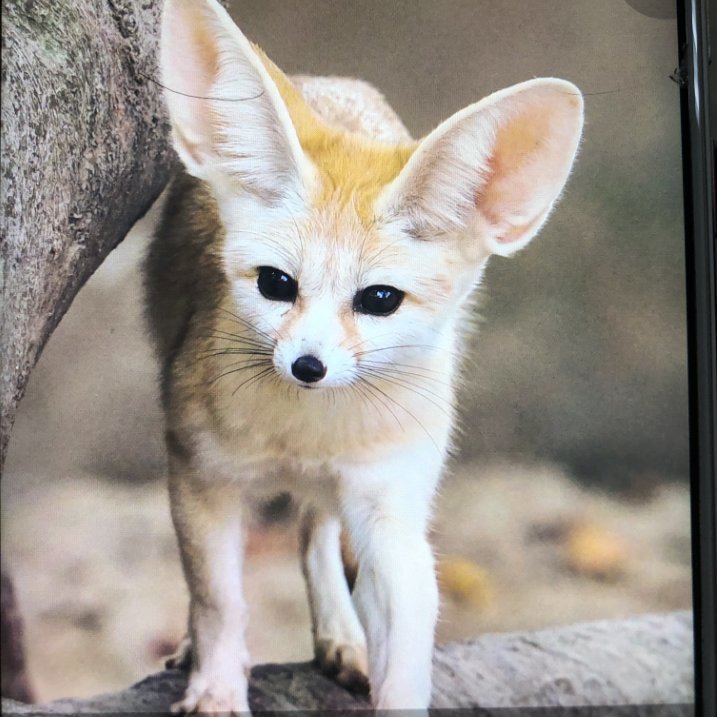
[168,457,250,715]
[338,443,442,710]
[299,507,368,690]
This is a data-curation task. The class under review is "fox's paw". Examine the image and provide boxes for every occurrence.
[165,635,192,671]
[170,672,250,716]
[315,637,369,694]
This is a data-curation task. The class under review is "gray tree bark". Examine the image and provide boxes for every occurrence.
[1,0,176,470]
[0,612,694,712]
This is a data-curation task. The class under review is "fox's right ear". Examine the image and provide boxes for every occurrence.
[160,0,315,203]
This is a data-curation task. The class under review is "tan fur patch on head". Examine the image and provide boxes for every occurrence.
[255,45,417,222]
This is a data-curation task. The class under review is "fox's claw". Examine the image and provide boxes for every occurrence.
[315,638,370,694]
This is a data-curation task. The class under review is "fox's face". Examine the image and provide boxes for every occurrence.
[220,202,483,390]
[161,0,583,392]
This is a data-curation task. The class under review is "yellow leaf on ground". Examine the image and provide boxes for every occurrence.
[565,523,628,580]
[437,556,493,609]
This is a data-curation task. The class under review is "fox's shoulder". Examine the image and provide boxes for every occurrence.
[143,172,225,369]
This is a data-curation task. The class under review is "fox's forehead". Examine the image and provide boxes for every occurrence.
[256,45,417,223]
[301,133,415,223]
[225,204,457,309]
[235,206,402,290]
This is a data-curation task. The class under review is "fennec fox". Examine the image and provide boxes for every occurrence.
[145,0,583,711]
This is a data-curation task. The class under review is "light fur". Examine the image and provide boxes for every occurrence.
[146,0,584,712]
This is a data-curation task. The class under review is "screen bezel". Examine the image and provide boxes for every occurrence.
[678,0,716,715]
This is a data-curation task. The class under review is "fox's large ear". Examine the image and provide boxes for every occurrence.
[160,0,314,203]
[376,79,583,257]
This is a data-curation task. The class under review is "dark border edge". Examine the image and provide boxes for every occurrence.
[677,1,717,716]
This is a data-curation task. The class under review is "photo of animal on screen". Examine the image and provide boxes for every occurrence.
[1,0,693,712]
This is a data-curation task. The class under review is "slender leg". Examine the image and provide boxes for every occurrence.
[337,443,443,710]
[168,458,250,715]
[299,506,369,691]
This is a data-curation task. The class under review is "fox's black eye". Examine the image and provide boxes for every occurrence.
[257,266,297,302]
[354,285,404,316]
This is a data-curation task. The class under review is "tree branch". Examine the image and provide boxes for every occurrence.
[0,613,693,712]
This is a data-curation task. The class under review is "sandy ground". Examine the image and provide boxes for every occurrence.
[1,462,691,702]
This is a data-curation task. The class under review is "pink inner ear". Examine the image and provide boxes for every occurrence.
[494,213,548,244]
[472,102,569,247]
[163,3,222,99]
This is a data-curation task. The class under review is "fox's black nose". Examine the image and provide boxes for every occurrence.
[291,355,326,383]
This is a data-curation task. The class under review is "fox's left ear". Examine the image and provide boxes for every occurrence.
[376,79,584,257]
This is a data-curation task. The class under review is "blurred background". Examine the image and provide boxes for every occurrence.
[1,0,692,702]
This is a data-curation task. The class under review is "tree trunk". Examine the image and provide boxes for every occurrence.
[0,568,33,703]
[0,612,694,712]
[0,0,177,470]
